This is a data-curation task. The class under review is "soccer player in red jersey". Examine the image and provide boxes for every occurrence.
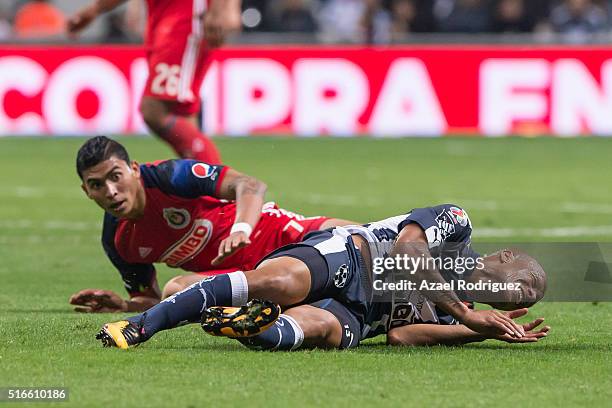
[67,0,242,163]
[70,136,355,313]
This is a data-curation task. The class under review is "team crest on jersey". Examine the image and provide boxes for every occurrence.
[159,219,213,267]
[449,207,470,227]
[163,208,191,229]
[191,163,215,179]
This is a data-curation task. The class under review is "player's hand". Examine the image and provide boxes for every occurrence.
[461,308,527,338]
[211,232,251,266]
[203,10,227,48]
[69,289,128,313]
[494,309,550,343]
[66,5,99,36]
[204,0,241,48]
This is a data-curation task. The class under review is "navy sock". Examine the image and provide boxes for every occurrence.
[239,314,304,351]
[128,272,248,340]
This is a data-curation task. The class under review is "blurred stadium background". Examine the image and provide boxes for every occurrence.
[3,0,612,138]
[4,0,612,43]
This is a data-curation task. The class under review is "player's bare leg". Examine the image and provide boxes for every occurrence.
[140,96,221,164]
[162,256,312,301]
[283,305,342,348]
[162,273,213,299]
[246,257,311,305]
[319,218,356,229]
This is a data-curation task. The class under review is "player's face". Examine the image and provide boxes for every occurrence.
[476,250,545,310]
[81,157,145,219]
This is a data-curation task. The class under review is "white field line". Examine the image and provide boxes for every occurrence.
[4,187,612,215]
[297,193,612,215]
[0,235,98,244]
[1,186,82,199]
[0,220,98,231]
[475,225,612,238]
[446,199,612,215]
[297,193,380,208]
[1,218,611,238]
[560,202,612,215]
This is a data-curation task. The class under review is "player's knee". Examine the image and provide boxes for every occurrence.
[161,276,187,299]
[140,97,167,132]
[316,311,341,341]
[250,258,311,303]
[386,330,420,347]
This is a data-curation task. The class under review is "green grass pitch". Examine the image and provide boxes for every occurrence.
[0,136,611,407]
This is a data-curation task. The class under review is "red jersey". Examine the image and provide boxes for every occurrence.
[102,160,327,296]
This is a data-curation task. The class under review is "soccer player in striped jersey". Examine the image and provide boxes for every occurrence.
[71,136,354,313]
[68,0,242,163]
[96,203,548,350]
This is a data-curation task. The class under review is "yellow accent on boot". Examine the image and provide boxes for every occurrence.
[103,321,130,350]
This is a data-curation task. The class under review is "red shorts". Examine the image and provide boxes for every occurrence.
[197,204,330,275]
[143,0,210,115]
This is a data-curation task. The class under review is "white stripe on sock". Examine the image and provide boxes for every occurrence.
[227,271,249,306]
[281,314,304,350]
[273,327,283,350]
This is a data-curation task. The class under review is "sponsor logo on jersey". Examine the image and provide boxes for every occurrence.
[450,206,470,227]
[435,211,456,237]
[191,163,215,179]
[159,219,213,267]
[425,226,443,248]
[334,264,349,288]
[163,208,191,229]
[388,298,439,329]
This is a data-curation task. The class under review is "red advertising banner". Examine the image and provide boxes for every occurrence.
[1,45,612,137]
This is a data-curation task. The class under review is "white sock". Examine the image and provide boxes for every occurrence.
[227,271,249,306]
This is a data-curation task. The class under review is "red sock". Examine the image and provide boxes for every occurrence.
[160,115,222,164]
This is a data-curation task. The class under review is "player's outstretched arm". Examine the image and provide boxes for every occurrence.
[391,224,525,339]
[212,169,267,265]
[387,309,549,347]
[69,284,161,313]
[67,0,128,35]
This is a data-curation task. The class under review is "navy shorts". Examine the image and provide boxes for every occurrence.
[259,230,372,340]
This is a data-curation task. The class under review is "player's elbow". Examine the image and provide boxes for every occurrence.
[387,331,420,347]
[387,329,436,347]
[254,178,267,194]
[239,176,267,197]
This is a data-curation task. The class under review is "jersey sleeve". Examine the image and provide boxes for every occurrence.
[398,204,473,249]
[102,213,157,297]
[140,159,228,199]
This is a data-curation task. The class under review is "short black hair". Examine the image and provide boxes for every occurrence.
[76,136,130,179]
